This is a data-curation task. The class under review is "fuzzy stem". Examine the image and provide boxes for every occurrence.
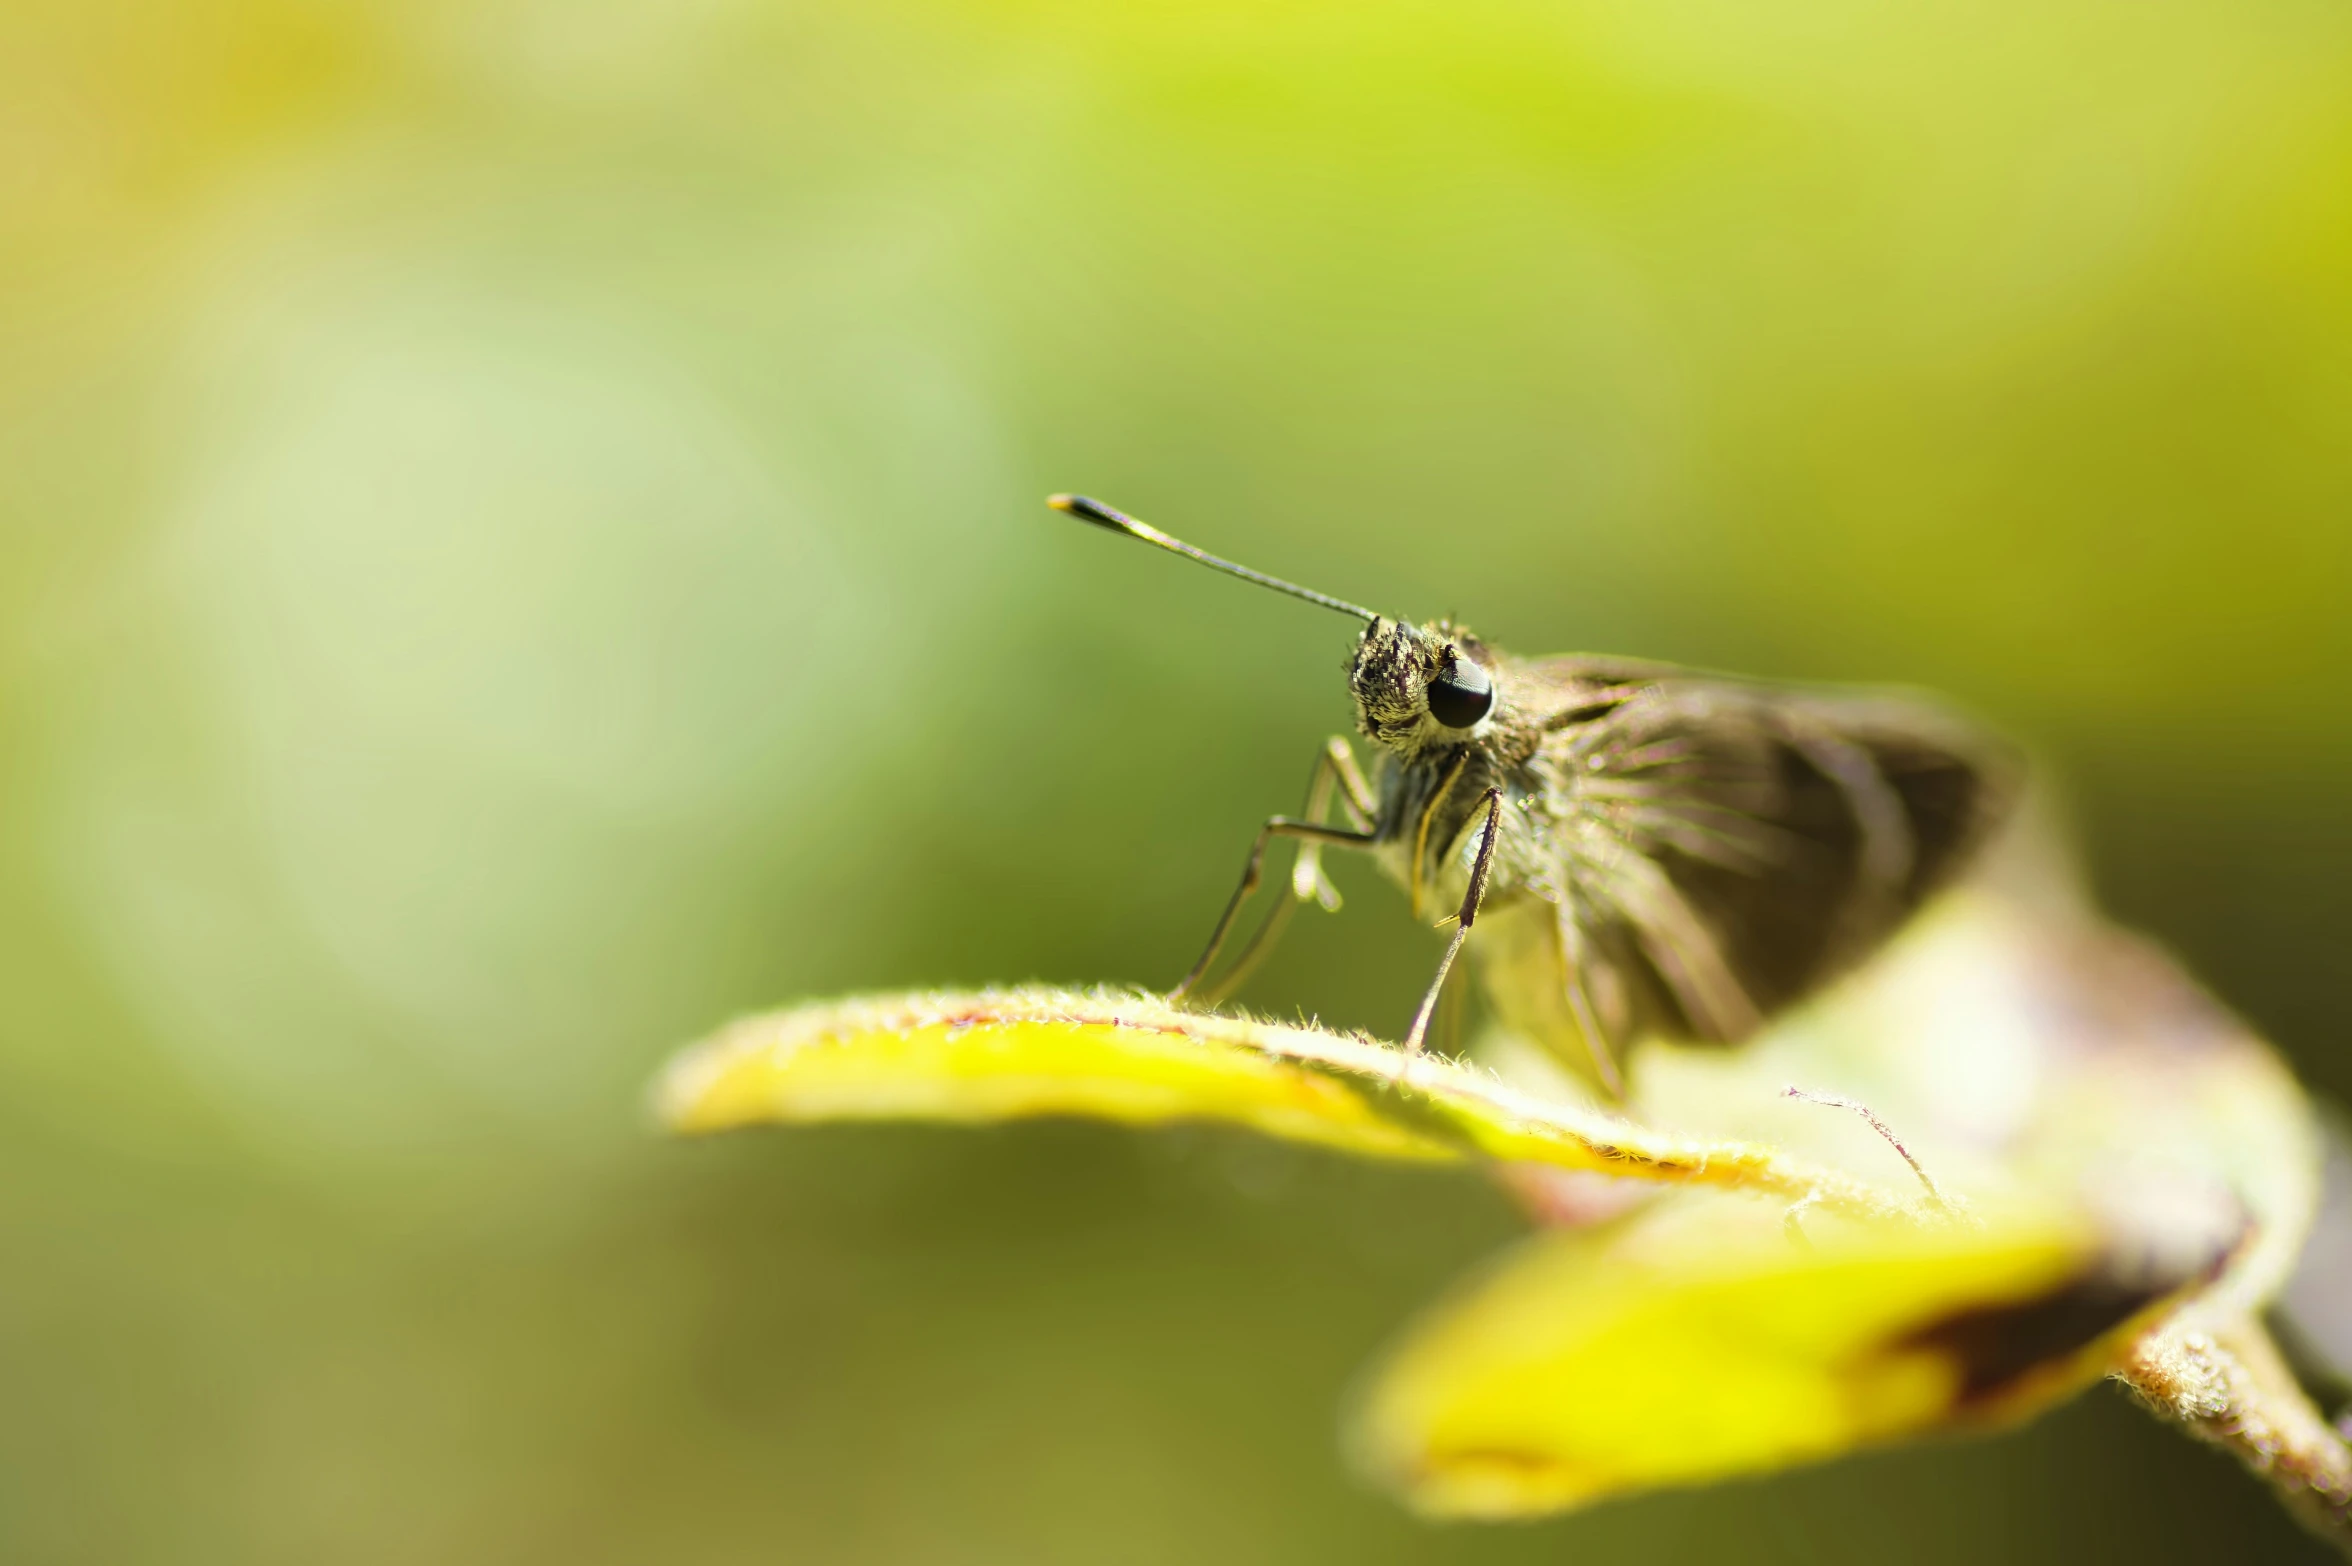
[2117,1317,2352,1557]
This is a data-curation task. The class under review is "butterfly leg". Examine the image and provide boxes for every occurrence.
[1290,736,1377,907]
[1554,905,1627,1098]
[1402,788,1505,1055]
[1435,945,1470,1056]
[1172,813,1376,1003]
[1182,740,1381,1005]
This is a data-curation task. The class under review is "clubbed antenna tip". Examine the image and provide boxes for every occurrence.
[1045,493,1382,623]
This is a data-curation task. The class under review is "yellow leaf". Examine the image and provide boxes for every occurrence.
[1352,1190,2236,1519]
[656,988,1921,1219]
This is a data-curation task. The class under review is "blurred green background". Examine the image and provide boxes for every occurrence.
[1,0,2348,1560]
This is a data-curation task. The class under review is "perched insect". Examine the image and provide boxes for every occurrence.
[1051,494,2019,1096]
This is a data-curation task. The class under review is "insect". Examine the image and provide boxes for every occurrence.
[1051,494,2019,1096]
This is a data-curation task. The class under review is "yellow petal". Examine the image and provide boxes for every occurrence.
[1353,1191,2235,1519]
[656,988,1922,1217]
[661,987,1454,1162]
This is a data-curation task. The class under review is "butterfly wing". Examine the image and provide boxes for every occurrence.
[1482,657,2021,1072]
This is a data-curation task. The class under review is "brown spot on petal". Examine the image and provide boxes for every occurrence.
[1900,1272,2176,1405]
[1897,1217,2247,1407]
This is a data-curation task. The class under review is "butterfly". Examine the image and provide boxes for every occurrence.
[1053,495,2019,1095]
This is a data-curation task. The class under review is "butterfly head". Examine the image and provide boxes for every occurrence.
[1349,618,1498,754]
[1045,496,1498,754]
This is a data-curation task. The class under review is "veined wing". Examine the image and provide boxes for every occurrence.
[1501,655,2021,1050]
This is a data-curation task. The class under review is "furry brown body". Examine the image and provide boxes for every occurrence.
[1339,616,2017,1090]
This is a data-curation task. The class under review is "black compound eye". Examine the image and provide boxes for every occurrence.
[1426,655,1494,729]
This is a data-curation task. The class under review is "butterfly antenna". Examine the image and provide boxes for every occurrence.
[1049,494,1381,623]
